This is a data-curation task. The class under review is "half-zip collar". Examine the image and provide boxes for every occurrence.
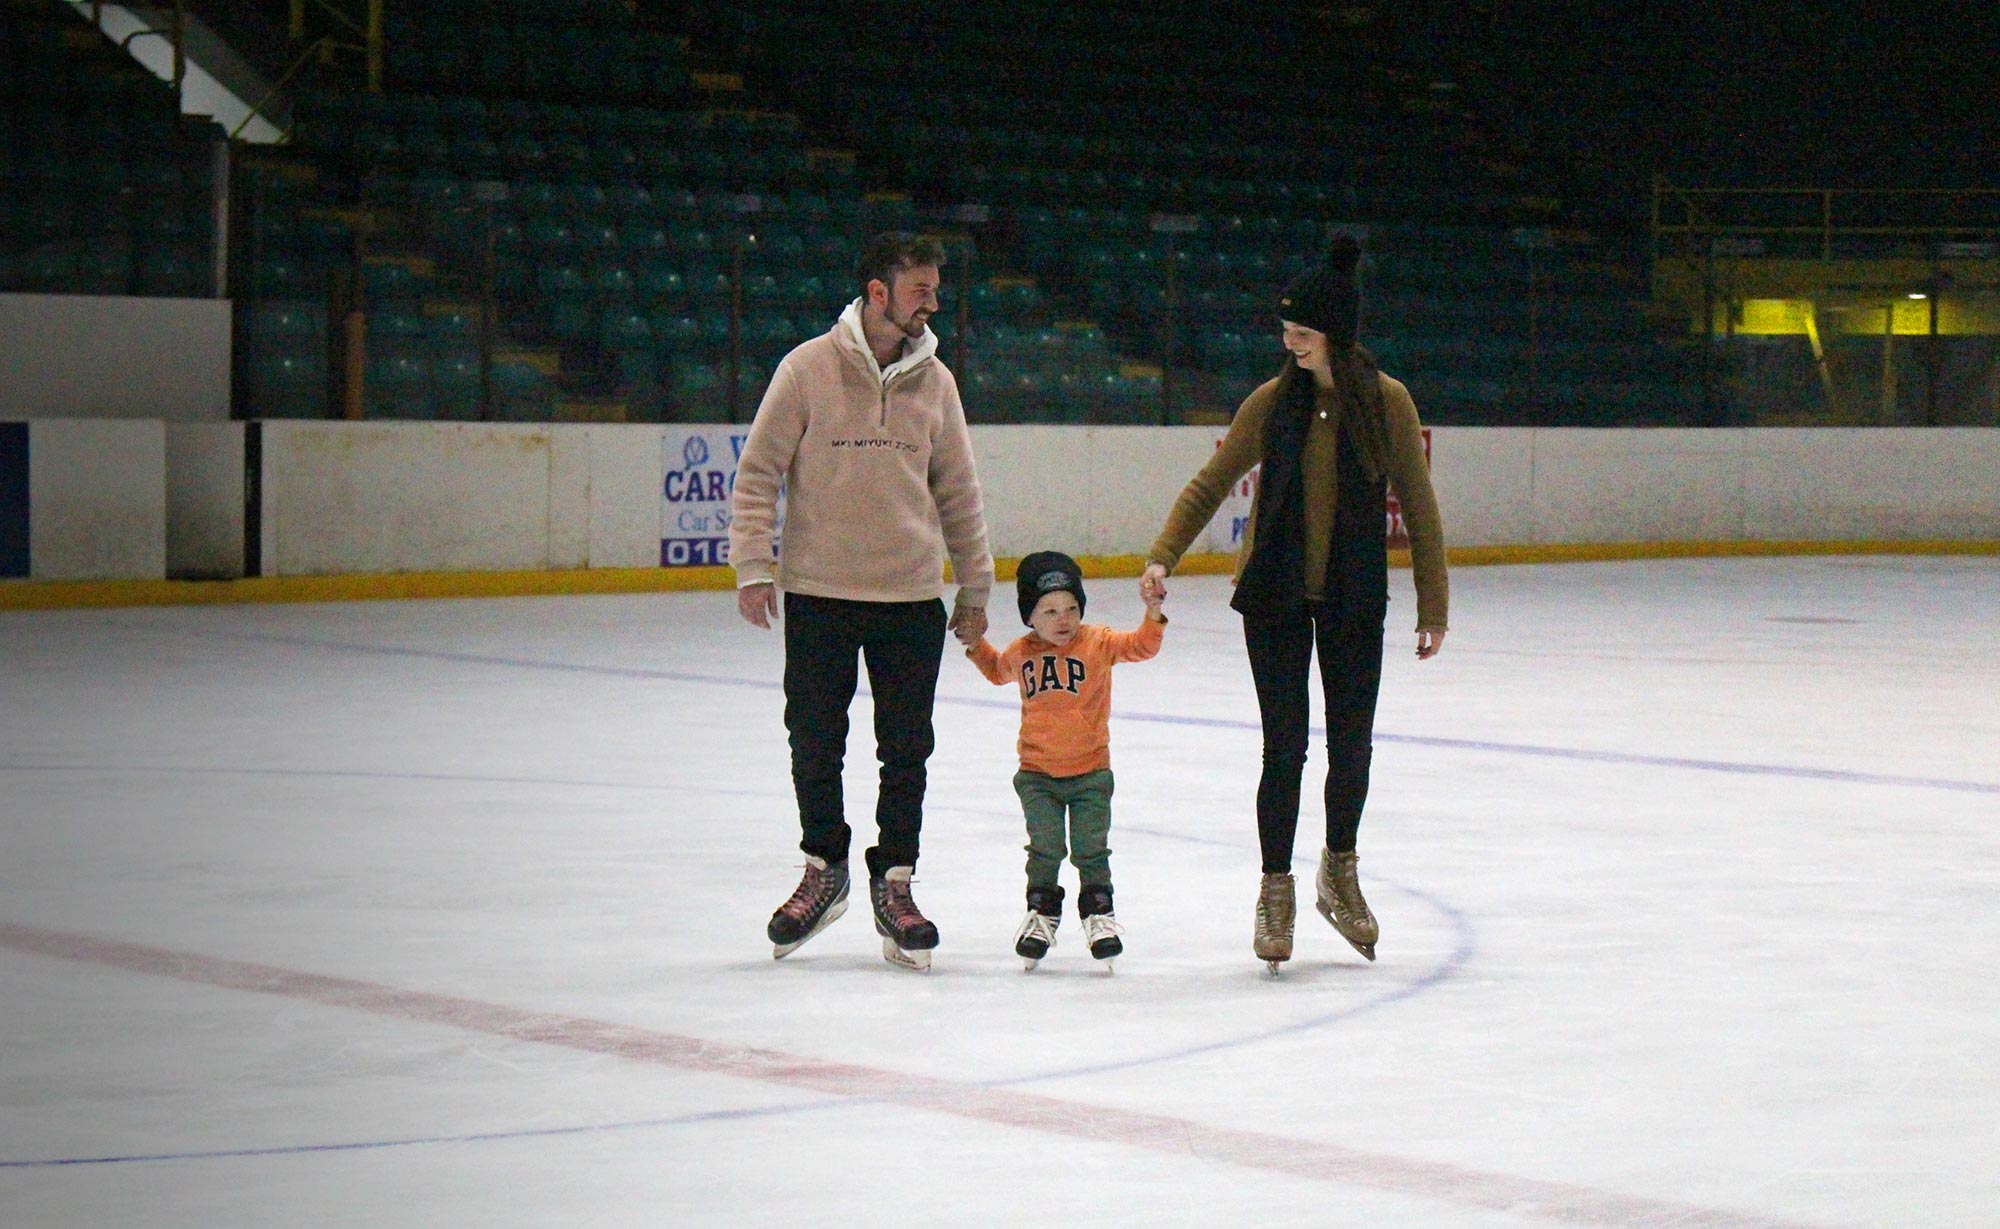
[837,297,939,388]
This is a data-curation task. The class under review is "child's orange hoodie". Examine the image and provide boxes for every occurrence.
[968,615,1165,777]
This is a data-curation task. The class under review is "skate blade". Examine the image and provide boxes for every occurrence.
[1316,901,1377,961]
[881,937,931,972]
[771,897,849,960]
[1022,957,1041,972]
[1265,960,1285,976]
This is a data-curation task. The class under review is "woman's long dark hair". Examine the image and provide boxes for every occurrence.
[1264,344,1390,481]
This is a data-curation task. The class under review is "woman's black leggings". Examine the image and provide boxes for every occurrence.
[1243,602,1387,873]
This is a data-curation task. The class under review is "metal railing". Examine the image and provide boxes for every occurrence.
[1652,180,2000,262]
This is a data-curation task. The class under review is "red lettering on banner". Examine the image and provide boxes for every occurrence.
[1385,427,1432,548]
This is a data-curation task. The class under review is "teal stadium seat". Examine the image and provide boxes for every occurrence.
[592,264,637,317]
[426,309,477,346]
[20,248,78,293]
[136,245,207,296]
[363,261,428,307]
[251,253,317,299]
[606,184,655,218]
[575,218,620,253]
[514,181,562,215]
[492,252,533,301]
[246,350,324,418]
[649,312,701,358]
[369,306,430,358]
[490,359,554,422]
[523,214,577,253]
[536,263,591,339]
[785,274,827,314]
[622,224,674,259]
[432,348,481,419]
[666,358,722,420]
[603,311,653,352]
[636,261,688,311]
[500,133,547,178]
[74,245,132,295]
[365,353,433,419]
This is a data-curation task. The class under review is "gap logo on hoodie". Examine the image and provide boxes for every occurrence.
[1021,653,1087,698]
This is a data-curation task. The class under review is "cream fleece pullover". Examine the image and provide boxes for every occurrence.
[729,301,995,609]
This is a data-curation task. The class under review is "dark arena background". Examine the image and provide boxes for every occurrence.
[4,0,1995,435]
[2,3,1997,1227]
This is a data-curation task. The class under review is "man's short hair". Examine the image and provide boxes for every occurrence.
[856,232,947,294]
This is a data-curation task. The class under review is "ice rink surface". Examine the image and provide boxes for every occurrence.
[3,556,1996,1228]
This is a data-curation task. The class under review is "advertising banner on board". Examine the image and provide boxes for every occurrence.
[660,426,782,567]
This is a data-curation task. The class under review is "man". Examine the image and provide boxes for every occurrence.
[729,232,993,972]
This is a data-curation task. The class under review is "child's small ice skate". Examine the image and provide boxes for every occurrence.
[1014,885,1063,969]
[1078,884,1123,969]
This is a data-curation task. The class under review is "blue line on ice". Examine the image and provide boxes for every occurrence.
[113,624,2000,795]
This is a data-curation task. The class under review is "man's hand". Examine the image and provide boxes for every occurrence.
[1139,561,1168,605]
[738,581,780,629]
[1416,627,1447,660]
[948,603,987,646]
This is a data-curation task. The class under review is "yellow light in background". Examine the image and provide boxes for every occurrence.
[1715,297,2000,336]
[1883,299,1935,335]
[1727,299,1816,335]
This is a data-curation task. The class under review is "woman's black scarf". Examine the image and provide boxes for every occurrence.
[1231,349,1392,620]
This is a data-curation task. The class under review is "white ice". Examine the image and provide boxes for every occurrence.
[2,556,1997,1228]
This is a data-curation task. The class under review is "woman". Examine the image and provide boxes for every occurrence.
[1140,237,1448,972]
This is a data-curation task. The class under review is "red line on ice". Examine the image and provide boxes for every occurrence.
[1,922,1821,1229]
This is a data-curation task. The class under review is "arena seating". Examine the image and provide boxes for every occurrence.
[0,0,221,299]
[13,0,1701,424]
[673,0,1699,425]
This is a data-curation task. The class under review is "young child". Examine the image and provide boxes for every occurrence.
[963,550,1165,967]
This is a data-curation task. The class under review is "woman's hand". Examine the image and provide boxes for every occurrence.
[1415,627,1447,660]
[1139,562,1168,605]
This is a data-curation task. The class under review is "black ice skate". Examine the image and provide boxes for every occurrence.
[1077,883,1123,965]
[767,855,849,959]
[870,866,939,972]
[1014,884,1064,969]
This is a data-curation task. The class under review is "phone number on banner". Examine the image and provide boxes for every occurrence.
[661,537,730,567]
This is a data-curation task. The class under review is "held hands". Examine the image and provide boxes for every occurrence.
[737,581,780,629]
[949,603,988,647]
[1415,627,1447,660]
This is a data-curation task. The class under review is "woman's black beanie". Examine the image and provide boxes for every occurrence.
[1277,235,1362,342]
